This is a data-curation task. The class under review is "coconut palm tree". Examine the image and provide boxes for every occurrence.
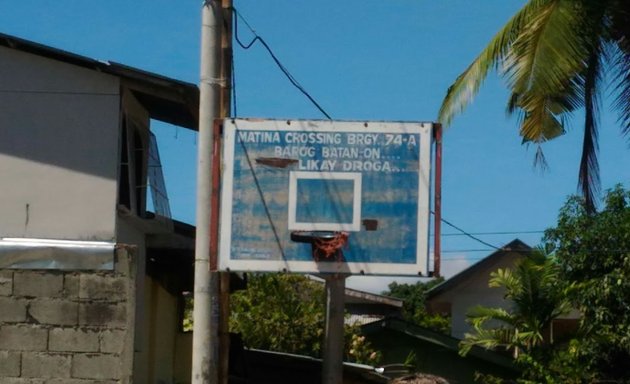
[459,250,571,358]
[438,0,630,212]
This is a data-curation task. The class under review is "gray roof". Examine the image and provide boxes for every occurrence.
[0,32,199,130]
[427,239,531,300]
[362,317,517,370]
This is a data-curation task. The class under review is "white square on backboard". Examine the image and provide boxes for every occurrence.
[288,171,362,231]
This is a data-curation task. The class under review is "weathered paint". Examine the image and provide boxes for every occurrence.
[219,119,433,275]
[0,45,119,241]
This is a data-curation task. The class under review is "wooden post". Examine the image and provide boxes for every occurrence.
[218,2,233,383]
[433,123,443,277]
[322,274,347,384]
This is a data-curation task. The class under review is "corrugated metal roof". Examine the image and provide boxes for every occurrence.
[362,318,517,370]
[344,286,404,308]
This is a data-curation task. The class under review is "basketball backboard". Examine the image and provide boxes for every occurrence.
[219,119,433,275]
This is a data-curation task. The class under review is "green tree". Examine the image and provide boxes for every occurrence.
[229,273,381,365]
[438,0,630,211]
[459,251,575,384]
[459,250,570,358]
[383,278,450,334]
[461,187,630,383]
[543,185,630,382]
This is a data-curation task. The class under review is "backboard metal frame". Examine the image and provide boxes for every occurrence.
[219,119,433,275]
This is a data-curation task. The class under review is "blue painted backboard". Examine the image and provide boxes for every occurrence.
[219,119,433,275]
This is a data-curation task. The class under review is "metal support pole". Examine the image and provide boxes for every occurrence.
[218,2,233,383]
[192,1,221,383]
[433,123,443,277]
[322,274,347,384]
[220,0,233,119]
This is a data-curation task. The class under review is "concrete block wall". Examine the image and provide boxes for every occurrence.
[0,248,136,384]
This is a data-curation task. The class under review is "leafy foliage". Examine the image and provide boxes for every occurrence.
[229,273,381,365]
[439,0,630,211]
[345,331,381,365]
[459,250,571,359]
[230,273,325,356]
[383,278,450,334]
[461,186,630,383]
[543,185,630,382]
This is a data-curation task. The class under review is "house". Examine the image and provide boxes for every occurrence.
[426,239,579,342]
[355,242,534,383]
[425,239,531,339]
[0,32,198,384]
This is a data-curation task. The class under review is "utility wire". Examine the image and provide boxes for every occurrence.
[235,122,287,260]
[441,249,496,254]
[440,230,545,237]
[231,7,332,120]
[229,8,514,255]
[431,211,502,250]
[439,245,630,258]
[231,54,237,117]
[441,256,488,261]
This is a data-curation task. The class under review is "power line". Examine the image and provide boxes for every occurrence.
[231,54,238,118]
[441,249,495,254]
[440,230,545,237]
[231,7,332,120]
[431,211,502,250]
[237,130,287,260]
[228,9,553,257]
[440,247,630,258]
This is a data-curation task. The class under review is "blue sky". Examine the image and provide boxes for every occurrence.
[3,1,628,292]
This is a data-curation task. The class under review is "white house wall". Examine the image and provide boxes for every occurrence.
[0,46,120,241]
[438,252,522,339]
[449,282,512,339]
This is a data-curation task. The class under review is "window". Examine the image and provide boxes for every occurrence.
[118,115,148,216]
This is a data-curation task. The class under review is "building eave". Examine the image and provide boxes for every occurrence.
[0,32,199,130]
[426,239,532,300]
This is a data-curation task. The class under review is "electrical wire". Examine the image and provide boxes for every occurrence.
[231,7,332,120]
[231,54,238,117]
[227,8,553,260]
[440,230,545,237]
[431,211,502,250]
[439,246,630,259]
[441,249,496,254]
[235,122,287,260]
[441,256,488,261]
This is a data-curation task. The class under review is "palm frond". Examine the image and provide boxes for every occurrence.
[505,0,586,98]
[577,9,607,213]
[504,0,590,143]
[517,94,567,142]
[437,0,550,127]
[466,305,517,328]
[459,327,518,356]
[611,45,630,140]
[533,145,549,170]
[489,268,519,292]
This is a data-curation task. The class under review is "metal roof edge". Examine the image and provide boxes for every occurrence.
[363,318,518,370]
[426,239,532,300]
[0,32,197,90]
[0,32,199,130]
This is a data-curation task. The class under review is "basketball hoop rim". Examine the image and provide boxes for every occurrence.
[290,230,340,244]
